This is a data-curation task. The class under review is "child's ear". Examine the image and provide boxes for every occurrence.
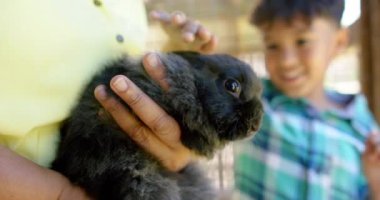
[333,28,349,56]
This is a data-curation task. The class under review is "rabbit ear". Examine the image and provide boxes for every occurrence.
[158,53,201,115]
[160,53,210,140]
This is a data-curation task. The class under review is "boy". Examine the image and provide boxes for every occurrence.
[234,0,380,199]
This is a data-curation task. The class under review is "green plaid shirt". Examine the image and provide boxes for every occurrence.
[234,80,380,200]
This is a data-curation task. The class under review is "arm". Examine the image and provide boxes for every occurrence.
[362,132,380,200]
[0,145,90,200]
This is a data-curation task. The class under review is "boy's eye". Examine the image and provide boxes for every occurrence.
[266,44,279,50]
[296,39,308,46]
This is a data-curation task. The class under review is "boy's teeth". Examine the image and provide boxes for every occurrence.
[283,73,300,79]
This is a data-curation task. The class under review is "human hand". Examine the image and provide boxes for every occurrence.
[94,53,197,172]
[362,132,380,198]
[150,10,218,53]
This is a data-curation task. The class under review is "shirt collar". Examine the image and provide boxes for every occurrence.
[262,79,379,138]
[263,79,369,120]
[262,79,308,110]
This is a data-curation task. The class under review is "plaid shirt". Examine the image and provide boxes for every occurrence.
[234,80,380,200]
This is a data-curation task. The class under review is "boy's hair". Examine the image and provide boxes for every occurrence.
[251,0,345,27]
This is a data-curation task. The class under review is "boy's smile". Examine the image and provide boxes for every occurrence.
[261,16,347,103]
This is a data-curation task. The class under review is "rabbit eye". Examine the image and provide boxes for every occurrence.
[224,79,241,95]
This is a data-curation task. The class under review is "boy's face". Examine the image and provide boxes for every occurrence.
[261,16,347,98]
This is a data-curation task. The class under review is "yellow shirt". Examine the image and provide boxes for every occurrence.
[0,0,148,167]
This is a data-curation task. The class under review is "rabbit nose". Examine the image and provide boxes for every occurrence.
[250,123,260,132]
[249,109,263,132]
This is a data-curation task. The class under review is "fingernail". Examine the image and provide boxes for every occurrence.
[149,10,160,19]
[112,77,128,92]
[174,13,185,23]
[183,33,195,43]
[147,53,159,68]
[95,85,108,101]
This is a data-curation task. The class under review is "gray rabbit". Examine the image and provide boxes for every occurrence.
[51,51,263,200]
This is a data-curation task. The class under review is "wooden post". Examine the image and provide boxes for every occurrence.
[361,0,380,122]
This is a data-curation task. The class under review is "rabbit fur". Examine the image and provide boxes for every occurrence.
[51,51,263,200]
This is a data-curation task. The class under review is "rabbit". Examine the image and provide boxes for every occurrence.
[51,51,264,200]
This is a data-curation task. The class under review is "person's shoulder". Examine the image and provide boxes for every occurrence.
[328,90,379,132]
[327,90,370,112]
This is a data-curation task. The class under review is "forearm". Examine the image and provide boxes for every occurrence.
[0,145,89,200]
[370,184,380,200]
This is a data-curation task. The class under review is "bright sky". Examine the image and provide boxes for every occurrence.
[342,0,361,27]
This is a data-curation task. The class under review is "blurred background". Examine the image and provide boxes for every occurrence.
[144,0,379,196]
